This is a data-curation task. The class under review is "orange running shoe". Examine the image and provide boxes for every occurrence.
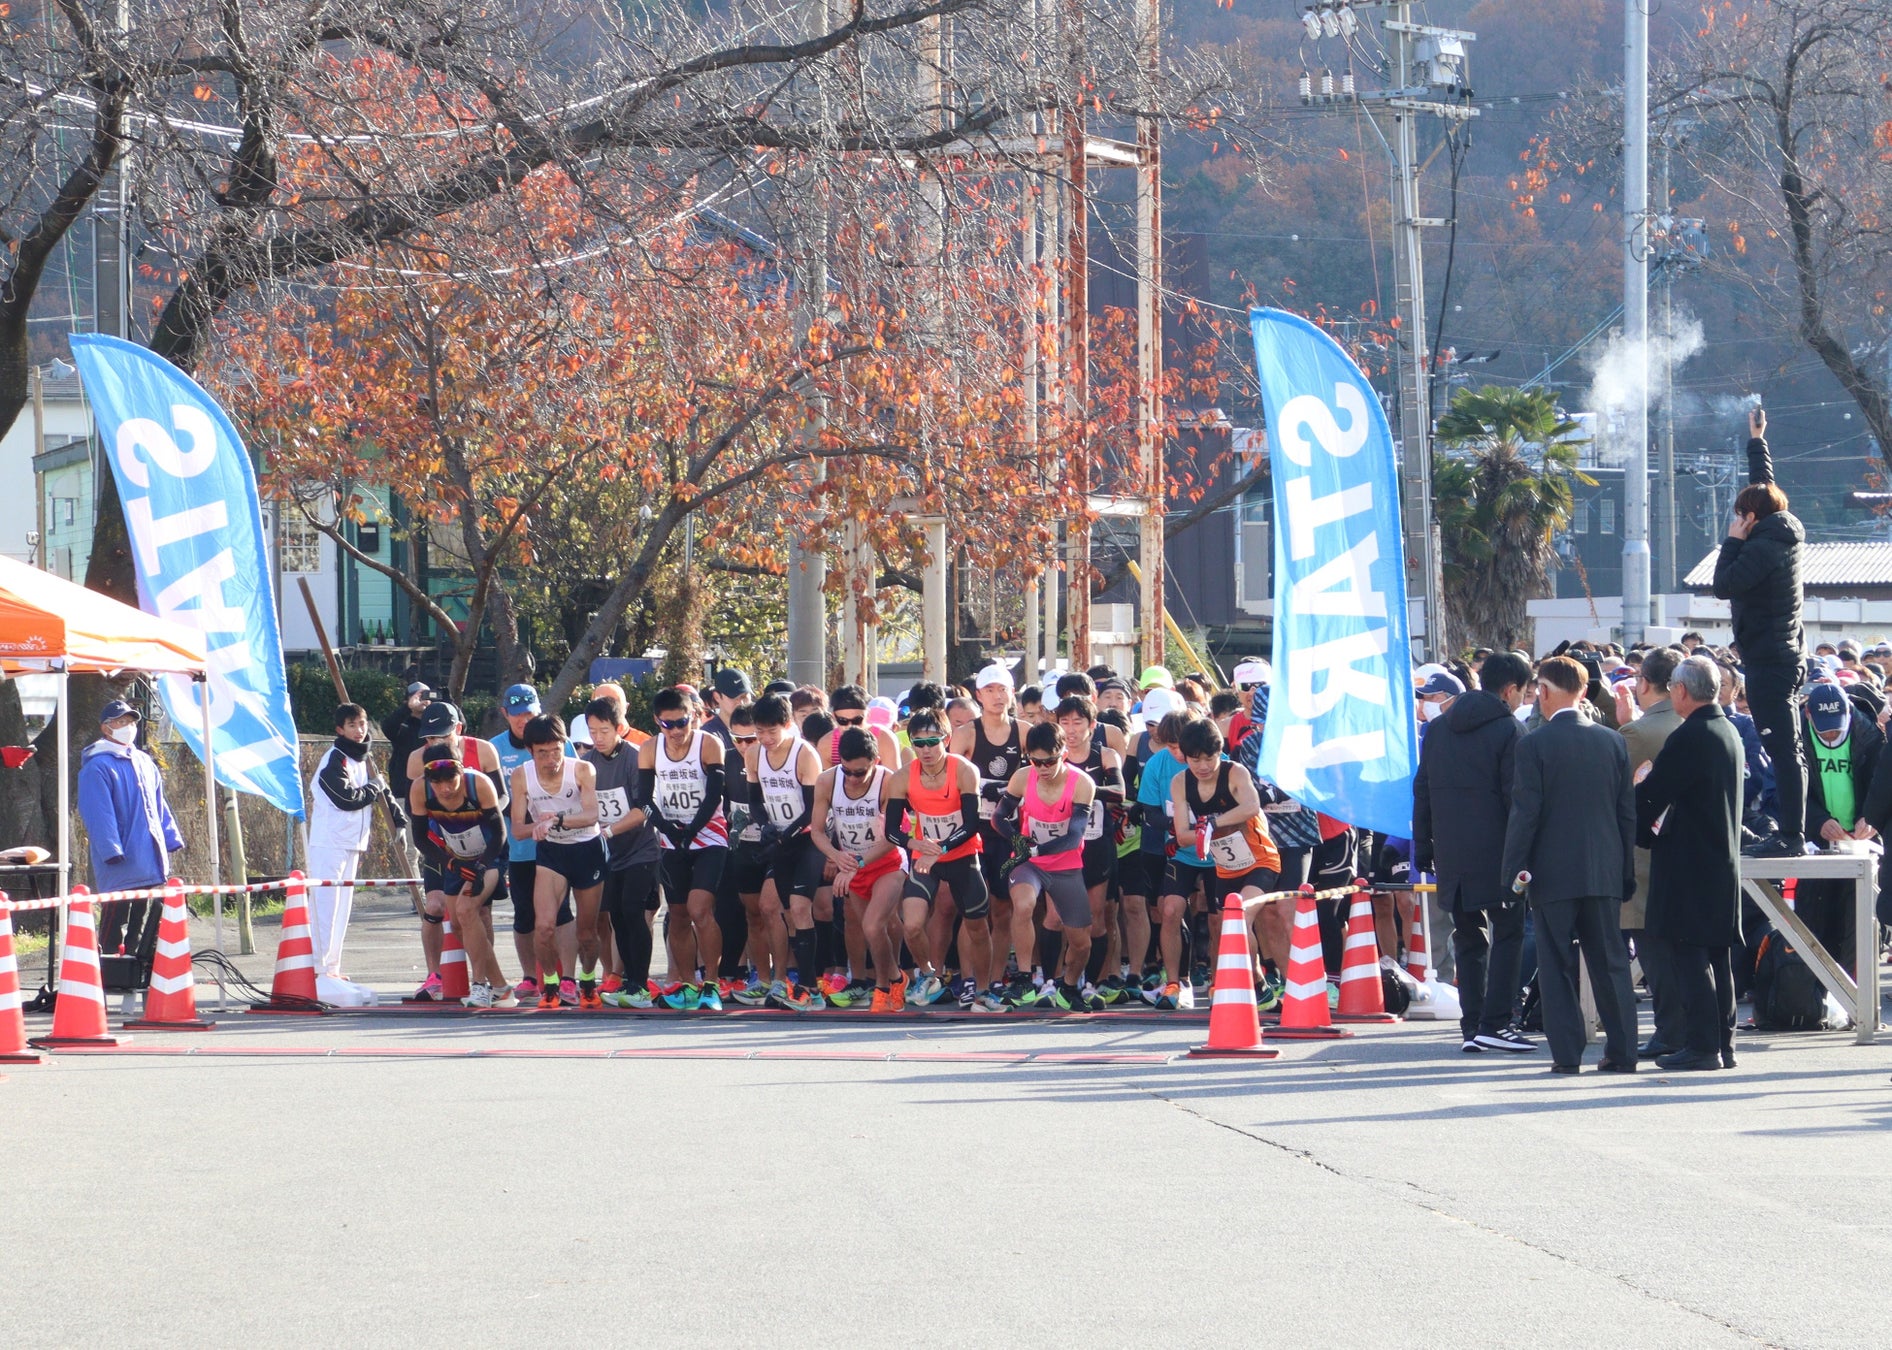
[599,973,623,995]
[578,990,604,1011]
[889,974,907,1013]
[870,987,891,1013]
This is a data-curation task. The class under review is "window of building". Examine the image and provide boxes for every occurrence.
[281,511,323,574]
[55,497,75,526]
[1572,501,1590,535]
[1599,498,1616,534]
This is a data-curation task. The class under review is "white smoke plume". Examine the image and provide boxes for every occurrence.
[1583,308,1706,464]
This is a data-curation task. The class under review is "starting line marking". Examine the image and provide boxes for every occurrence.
[31,1045,1178,1065]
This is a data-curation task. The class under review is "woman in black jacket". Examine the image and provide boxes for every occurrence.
[1712,407,1806,857]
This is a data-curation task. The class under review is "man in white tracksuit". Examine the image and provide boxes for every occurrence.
[305,703,394,977]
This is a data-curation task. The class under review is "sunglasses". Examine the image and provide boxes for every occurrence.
[1238,682,1261,692]
[732,733,758,744]
[910,736,944,749]
[842,765,872,778]
[657,717,690,731]
[1027,755,1060,768]
[834,713,865,726]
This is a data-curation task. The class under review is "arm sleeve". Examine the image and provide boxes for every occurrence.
[938,793,984,853]
[317,752,380,812]
[1033,802,1091,857]
[412,814,447,867]
[781,783,815,840]
[1092,762,1125,807]
[487,757,509,817]
[996,792,1023,838]
[632,767,657,812]
[676,763,725,843]
[477,804,506,865]
[1747,434,1774,485]
[882,795,912,848]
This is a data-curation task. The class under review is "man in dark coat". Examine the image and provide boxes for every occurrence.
[1635,655,1745,1071]
[1791,681,1881,972]
[1413,651,1534,1053]
[1500,655,1640,1073]
[382,681,434,806]
[1712,406,1806,857]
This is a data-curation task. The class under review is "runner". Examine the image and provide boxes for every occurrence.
[882,708,987,1009]
[409,758,513,1008]
[1169,716,1281,1005]
[635,686,729,1010]
[1097,705,1143,1001]
[510,715,608,1010]
[1053,673,1130,758]
[1016,685,1046,725]
[1134,707,1195,1007]
[701,669,754,994]
[402,699,511,1001]
[810,728,908,1011]
[995,720,1101,1011]
[745,693,825,1010]
[584,697,663,1010]
[488,685,577,1005]
[813,684,904,767]
[1055,694,1125,1006]
[950,664,1026,998]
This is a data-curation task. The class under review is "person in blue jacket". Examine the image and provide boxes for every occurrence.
[76,698,185,956]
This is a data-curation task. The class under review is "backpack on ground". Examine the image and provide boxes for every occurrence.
[1750,931,1827,1031]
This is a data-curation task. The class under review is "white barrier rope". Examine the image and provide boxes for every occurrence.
[0,877,422,915]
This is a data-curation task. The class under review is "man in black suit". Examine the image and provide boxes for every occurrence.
[1413,651,1534,1054]
[1636,655,1746,1071]
[1499,655,1640,1073]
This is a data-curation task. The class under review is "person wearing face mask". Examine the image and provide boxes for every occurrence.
[1412,652,1536,1054]
[306,702,403,981]
[1416,669,1464,729]
[78,698,186,959]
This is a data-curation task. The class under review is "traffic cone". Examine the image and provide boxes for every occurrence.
[125,879,214,1031]
[1336,883,1397,1022]
[1189,893,1280,1059]
[0,898,41,1064]
[29,892,121,1048]
[255,872,323,1013]
[439,915,470,1001]
[1405,887,1431,981]
[1273,885,1350,1040]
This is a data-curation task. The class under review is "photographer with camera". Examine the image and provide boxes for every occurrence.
[1712,407,1808,857]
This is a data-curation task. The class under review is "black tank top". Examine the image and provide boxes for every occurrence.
[1184,762,1239,818]
[970,717,1023,789]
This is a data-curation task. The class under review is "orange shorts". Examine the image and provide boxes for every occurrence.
[841,847,907,900]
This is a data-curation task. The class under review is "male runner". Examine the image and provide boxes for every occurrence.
[995,720,1101,1011]
[950,664,1025,998]
[882,708,986,1008]
[488,684,577,1004]
[1168,716,1281,1006]
[404,699,511,1001]
[410,758,512,1007]
[510,715,607,1010]
[810,728,908,1011]
[746,693,825,1010]
[585,697,663,1009]
[1055,695,1125,1004]
[636,686,729,1010]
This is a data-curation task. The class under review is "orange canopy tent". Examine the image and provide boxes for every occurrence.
[0,556,212,935]
[0,556,207,674]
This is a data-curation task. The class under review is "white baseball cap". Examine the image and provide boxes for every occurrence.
[1138,687,1185,724]
[1232,659,1272,686]
[974,664,1015,691]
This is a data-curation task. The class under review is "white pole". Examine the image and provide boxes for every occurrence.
[199,674,221,937]
[1621,0,1651,645]
[55,665,70,951]
[922,518,947,684]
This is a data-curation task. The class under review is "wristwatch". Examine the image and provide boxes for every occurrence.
[555,811,566,831]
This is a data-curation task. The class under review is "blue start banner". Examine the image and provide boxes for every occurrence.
[1249,308,1416,837]
[70,334,305,819]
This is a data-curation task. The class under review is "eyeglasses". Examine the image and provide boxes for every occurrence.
[910,736,944,749]
[1027,755,1060,768]
[657,717,690,731]
[834,713,865,726]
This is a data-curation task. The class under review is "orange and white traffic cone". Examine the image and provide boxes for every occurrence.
[1189,893,1280,1059]
[125,879,213,1031]
[0,897,42,1064]
[255,872,322,1014]
[439,915,470,1002]
[1405,887,1431,982]
[1336,882,1397,1022]
[29,892,121,1049]
[1273,885,1350,1040]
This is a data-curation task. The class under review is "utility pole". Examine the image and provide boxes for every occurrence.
[1621,0,1651,645]
[785,0,832,688]
[1303,3,1476,659]
[1135,0,1165,672]
[93,0,130,339]
[1653,134,1676,598]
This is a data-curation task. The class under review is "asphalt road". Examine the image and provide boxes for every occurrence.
[4,895,1888,1348]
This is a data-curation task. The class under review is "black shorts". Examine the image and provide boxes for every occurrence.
[423,862,501,904]
[976,825,1014,895]
[905,852,990,919]
[661,846,727,901]
[1080,836,1116,890]
[1161,858,1217,902]
[1212,868,1281,903]
[509,859,574,934]
[771,838,827,903]
[1126,851,1167,899]
[728,841,770,896]
[536,837,608,891]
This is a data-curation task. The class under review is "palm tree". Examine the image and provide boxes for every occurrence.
[1432,386,1588,652]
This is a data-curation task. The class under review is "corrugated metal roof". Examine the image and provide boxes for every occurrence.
[1686,541,1892,589]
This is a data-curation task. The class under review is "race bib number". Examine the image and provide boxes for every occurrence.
[1209,827,1256,872]
[659,776,703,818]
[766,794,800,826]
[834,818,876,851]
[1083,804,1104,841]
[597,787,631,828]
[917,811,961,844]
[1028,816,1062,846]
[441,823,487,860]
[977,782,1000,820]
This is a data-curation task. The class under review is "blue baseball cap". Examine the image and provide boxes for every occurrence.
[503,683,541,714]
[99,699,140,723]
[1806,681,1849,734]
